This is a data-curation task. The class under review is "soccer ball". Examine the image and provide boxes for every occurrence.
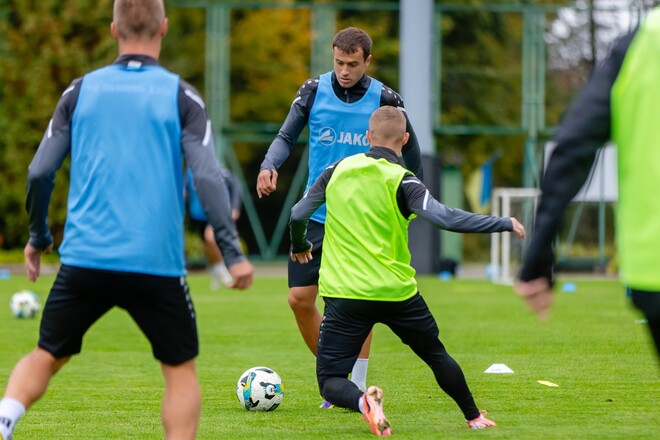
[10,290,41,319]
[236,366,284,411]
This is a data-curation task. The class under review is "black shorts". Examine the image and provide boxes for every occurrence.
[316,293,439,383]
[39,265,198,365]
[288,220,325,288]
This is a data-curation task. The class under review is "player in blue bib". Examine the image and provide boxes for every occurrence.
[256,27,424,405]
[0,2,253,439]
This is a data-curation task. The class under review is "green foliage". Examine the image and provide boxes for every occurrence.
[440,9,529,185]
[160,5,206,93]
[0,0,115,249]
[230,7,311,123]
[0,0,610,258]
[0,274,657,438]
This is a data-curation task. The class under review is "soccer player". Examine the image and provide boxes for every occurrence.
[515,9,660,361]
[0,1,253,439]
[256,26,424,398]
[289,106,525,435]
[186,166,242,289]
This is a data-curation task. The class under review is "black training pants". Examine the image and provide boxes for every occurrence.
[630,289,660,361]
[316,293,481,420]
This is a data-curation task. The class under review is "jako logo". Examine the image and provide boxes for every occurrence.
[319,127,336,146]
[318,127,369,147]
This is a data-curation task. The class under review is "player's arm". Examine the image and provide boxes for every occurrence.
[289,163,335,263]
[24,79,81,280]
[398,175,523,236]
[381,87,424,180]
[26,79,81,250]
[257,78,318,198]
[179,80,253,288]
[518,31,635,284]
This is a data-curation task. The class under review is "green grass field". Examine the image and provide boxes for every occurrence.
[0,271,657,439]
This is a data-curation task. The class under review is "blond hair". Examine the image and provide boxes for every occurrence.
[368,106,406,145]
[113,0,165,40]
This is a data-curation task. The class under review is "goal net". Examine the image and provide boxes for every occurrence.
[490,187,541,285]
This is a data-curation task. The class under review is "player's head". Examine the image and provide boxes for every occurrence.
[367,106,409,153]
[112,0,167,42]
[332,27,372,89]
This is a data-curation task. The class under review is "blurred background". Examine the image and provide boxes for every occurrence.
[0,0,652,273]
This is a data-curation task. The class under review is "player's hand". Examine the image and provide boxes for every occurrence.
[227,259,254,290]
[290,244,313,264]
[24,242,52,282]
[514,277,553,320]
[231,209,241,221]
[256,169,278,199]
[510,217,526,238]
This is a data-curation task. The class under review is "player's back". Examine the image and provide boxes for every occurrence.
[59,62,186,277]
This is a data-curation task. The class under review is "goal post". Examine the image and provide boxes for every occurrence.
[490,187,541,285]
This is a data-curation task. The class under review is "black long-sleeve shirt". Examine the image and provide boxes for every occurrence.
[261,72,424,180]
[290,147,511,252]
[518,31,636,282]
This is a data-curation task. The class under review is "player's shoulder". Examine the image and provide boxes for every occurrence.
[296,76,321,96]
[379,82,404,107]
[178,78,207,111]
[58,77,83,98]
[290,76,321,108]
[57,77,84,112]
[400,174,424,192]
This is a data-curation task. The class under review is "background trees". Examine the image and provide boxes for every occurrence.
[0,0,638,256]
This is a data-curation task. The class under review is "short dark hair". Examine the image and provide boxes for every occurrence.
[113,0,165,40]
[332,27,372,60]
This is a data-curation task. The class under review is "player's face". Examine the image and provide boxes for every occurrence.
[333,47,371,89]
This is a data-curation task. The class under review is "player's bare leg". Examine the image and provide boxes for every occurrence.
[4,347,69,408]
[359,332,373,359]
[288,285,321,355]
[161,359,200,440]
[289,285,372,394]
[0,348,69,439]
[203,225,222,266]
[204,226,231,288]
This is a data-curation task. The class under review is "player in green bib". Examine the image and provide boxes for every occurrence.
[516,8,660,361]
[290,106,525,436]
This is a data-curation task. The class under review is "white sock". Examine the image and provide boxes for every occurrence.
[0,397,26,439]
[350,358,369,392]
[358,393,366,414]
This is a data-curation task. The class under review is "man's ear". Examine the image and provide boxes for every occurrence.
[110,22,119,40]
[160,18,168,38]
[366,130,372,144]
[402,132,410,146]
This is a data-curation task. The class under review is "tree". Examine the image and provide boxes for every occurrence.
[0,0,115,249]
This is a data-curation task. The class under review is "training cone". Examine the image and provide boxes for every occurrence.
[484,363,514,374]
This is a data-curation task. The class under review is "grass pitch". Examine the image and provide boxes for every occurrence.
[0,270,657,439]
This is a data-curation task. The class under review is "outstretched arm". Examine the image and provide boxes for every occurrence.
[399,176,523,236]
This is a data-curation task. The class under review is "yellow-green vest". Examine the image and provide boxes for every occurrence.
[319,154,418,301]
[612,9,660,290]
